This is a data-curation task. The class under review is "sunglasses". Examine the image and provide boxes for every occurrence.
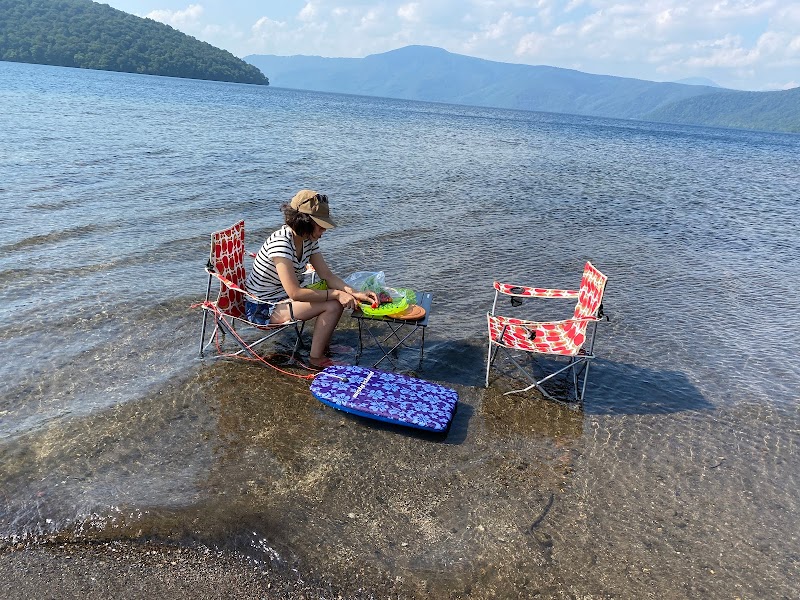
[300,193,328,206]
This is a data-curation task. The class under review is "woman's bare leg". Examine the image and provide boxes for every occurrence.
[270,300,344,361]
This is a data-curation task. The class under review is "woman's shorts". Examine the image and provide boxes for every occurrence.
[245,300,276,325]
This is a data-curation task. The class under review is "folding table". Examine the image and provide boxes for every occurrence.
[351,291,433,369]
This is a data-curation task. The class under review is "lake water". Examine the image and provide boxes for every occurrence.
[1,60,798,598]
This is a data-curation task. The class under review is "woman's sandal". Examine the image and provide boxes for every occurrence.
[307,356,345,370]
[324,344,355,357]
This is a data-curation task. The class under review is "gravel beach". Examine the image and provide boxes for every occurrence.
[0,541,340,600]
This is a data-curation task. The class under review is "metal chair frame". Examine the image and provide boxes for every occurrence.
[199,220,306,364]
[485,262,608,404]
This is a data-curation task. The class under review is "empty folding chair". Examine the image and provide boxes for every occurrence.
[486,261,608,404]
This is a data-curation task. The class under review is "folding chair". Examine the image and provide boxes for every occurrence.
[486,261,608,403]
[198,220,305,364]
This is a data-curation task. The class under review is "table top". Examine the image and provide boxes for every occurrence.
[351,291,432,327]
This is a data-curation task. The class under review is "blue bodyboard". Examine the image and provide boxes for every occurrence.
[310,365,458,432]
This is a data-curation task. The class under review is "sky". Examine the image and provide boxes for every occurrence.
[100,1,800,91]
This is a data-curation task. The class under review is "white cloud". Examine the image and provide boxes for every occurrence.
[648,42,684,63]
[146,3,204,27]
[397,3,420,22]
[684,35,755,68]
[252,16,286,34]
[709,0,775,19]
[358,8,383,31]
[679,30,794,70]
[516,32,545,56]
[773,3,800,25]
[298,2,317,22]
[465,10,534,56]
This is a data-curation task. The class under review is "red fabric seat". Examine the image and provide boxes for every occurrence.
[486,262,608,404]
[199,220,306,364]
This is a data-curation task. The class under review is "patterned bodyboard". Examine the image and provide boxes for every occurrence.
[310,366,458,432]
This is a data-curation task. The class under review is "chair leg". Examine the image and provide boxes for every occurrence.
[199,274,214,356]
[200,311,211,356]
[503,353,542,396]
[571,357,579,401]
[214,317,262,360]
[287,321,306,364]
[578,360,591,403]
[486,342,500,387]
[200,312,224,356]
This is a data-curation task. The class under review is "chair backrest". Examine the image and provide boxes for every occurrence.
[573,261,607,319]
[209,220,246,319]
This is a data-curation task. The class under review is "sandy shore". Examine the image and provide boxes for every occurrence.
[0,540,342,600]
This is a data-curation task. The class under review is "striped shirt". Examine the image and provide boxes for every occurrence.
[245,225,320,302]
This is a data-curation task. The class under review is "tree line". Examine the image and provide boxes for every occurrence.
[0,0,268,85]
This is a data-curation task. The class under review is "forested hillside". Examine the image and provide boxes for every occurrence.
[645,86,800,133]
[0,0,267,85]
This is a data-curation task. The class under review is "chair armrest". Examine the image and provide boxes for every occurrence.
[490,314,599,328]
[488,313,604,355]
[205,268,266,304]
[494,281,579,299]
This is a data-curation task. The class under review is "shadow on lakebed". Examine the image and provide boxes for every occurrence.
[428,338,714,417]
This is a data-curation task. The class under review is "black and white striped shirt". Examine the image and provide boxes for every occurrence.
[245,225,320,301]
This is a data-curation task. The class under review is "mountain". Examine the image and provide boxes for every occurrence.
[246,45,724,119]
[0,0,267,85]
[645,86,800,133]
[673,77,721,88]
[246,45,799,133]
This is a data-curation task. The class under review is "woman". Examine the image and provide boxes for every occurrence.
[245,189,378,369]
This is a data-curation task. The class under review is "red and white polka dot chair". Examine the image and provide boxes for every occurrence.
[486,261,608,404]
[199,220,305,362]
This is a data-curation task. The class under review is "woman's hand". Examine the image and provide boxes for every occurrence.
[334,289,360,310]
[353,290,379,308]
[330,288,378,310]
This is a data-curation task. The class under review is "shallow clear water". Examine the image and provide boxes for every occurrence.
[1,61,798,598]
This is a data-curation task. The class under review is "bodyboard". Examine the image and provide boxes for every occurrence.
[310,365,458,432]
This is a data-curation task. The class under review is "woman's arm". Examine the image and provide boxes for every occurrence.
[273,257,330,303]
[309,254,378,306]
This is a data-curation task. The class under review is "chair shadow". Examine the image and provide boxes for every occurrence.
[256,329,714,417]
[269,320,714,420]
[489,354,714,416]
[582,358,714,415]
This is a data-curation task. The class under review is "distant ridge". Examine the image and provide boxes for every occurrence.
[246,45,799,133]
[673,77,721,88]
[0,0,267,85]
[646,86,800,133]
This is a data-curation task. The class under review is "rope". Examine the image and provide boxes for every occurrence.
[194,300,318,381]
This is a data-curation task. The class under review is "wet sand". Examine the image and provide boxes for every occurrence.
[0,541,313,600]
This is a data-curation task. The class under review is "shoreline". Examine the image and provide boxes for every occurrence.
[0,539,345,600]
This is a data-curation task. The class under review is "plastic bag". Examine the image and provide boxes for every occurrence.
[344,271,387,293]
[343,271,407,306]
